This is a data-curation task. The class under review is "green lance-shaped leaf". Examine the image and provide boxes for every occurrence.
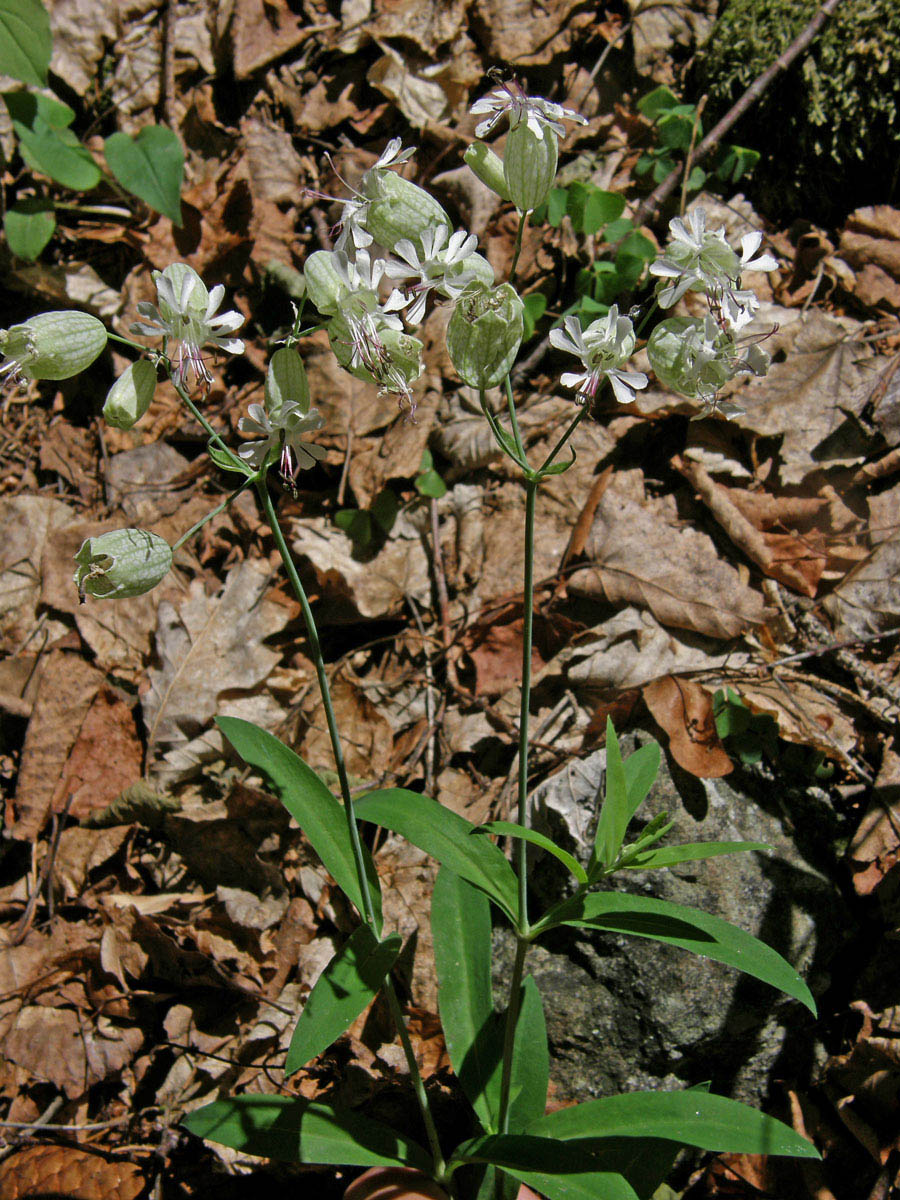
[506,976,549,1132]
[3,91,101,191]
[216,717,382,932]
[181,1096,431,1170]
[480,822,588,884]
[452,1136,639,1200]
[592,719,630,871]
[432,867,498,1130]
[285,926,402,1075]
[619,840,769,871]
[526,1089,820,1160]
[3,199,55,261]
[0,0,52,88]
[547,891,816,1013]
[355,789,518,922]
[104,125,185,225]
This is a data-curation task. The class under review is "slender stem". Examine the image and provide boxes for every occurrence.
[171,478,255,551]
[384,984,447,1181]
[537,405,586,475]
[516,481,537,913]
[634,298,659,340]
[255,479,446,1179]
[504,376,527,462]
[496,936,528,1135]
[107,330,155,354]
[174,381,239,465]
[257,480,376,922]
[509,212,527,287]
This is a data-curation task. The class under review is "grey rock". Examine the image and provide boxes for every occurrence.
[494,733,849,1107]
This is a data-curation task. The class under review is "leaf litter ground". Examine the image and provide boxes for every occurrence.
[2,2,900,1197]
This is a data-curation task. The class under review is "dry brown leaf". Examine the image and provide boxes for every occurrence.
[726,671,859,758]
[824,530,900,638]
[473,0,593,65]
[376,837,438,1011]
[840,206,900,311]
[557,607,751,695]
[568,471,765,639]
[142,560,290,783]
[642,675,733,779]
[0,495,78,654]
[673,455,825,596]
[10,651,104,841]
[50,686,143,822]
[5,1006,143,1098]
[232,0,311,78]
[735,307,883,484]
[0,1143,146,1200]
[367,49,449,127]
[54,825,131,900]
[300,676,394,780]
[848,747,900,897]
[39,420,98,503]
[291,511,430,621]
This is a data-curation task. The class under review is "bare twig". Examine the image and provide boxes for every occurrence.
[633,0,846,226]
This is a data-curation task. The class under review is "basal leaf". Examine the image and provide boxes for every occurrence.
[453,1135,639,1200]
[182,1096,431,1170]
[104,125,184,225]
[527,1090,819,1159]
[552,892,816,1013]
[355,789,518,921]
[216,717,382,931]
[432,867,498,1130]
[285,926,401,1075]
[0,0,51,88]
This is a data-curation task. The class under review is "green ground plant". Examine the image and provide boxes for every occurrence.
[4,75,821,1200]
[0,0,184,260]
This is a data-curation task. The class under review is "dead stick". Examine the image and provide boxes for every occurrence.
[634,0,846,225]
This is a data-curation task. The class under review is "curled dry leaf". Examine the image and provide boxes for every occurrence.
[0,1143,146,1200]
[642,675,734,779]
[568,470,765,639]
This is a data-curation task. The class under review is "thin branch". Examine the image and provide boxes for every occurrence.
[633,0,846,225]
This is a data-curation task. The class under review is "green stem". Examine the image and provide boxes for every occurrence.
[255,479,446,1180]
[634,298,659,340]
[515,479,538,918]
[107,330,155,354]
[172,478,255,552]
[173,380,243,467]
[537,405,586,475]
[504,376,527,462]
[496,936,529,1135]
[509,212,527,288]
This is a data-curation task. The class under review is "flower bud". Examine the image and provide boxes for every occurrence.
[304,250,346,316]
[1,311,107,384]
[265,346,309,419]
[503,122,557,214]
[447,283,524,389]
[74,529,172,601]
[102,360,157,430]
[362,170,451,255]
[464,143,510,201]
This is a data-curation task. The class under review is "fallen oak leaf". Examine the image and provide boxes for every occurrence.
[642,675,733,779]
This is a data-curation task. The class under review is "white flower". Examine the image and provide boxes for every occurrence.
[649,208,777,331]
[333,196,373,253]
[470,81,587,139]
[131,264,244,390]
[647,313,771,417]
[383,226,480,322]
[549,307,648,406]
[237,400,326,481]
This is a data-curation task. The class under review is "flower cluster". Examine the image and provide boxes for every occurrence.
[647,207,777,415]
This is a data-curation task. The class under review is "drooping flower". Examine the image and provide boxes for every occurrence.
[383,226,482,322]
[649,208,777,331]
[470,80,587,139]
[237,400,326,481]
[131,264,244,390]
[646,314,770,417]
[549,308,648,406]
